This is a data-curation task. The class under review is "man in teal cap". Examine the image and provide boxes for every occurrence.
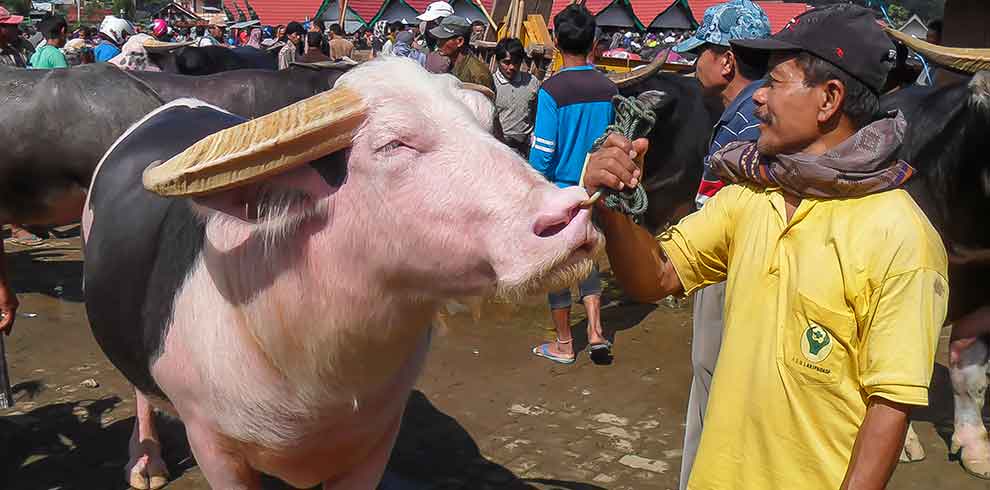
[671,1,770,487]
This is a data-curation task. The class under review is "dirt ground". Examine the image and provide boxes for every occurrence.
[0,229,987,490]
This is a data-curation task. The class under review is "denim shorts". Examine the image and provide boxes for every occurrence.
[547,265,602,310]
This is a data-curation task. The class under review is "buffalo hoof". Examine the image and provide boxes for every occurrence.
[126,452,168,490]
[127,452,170,490]
[952,431,990,479]
[899,424,926,463]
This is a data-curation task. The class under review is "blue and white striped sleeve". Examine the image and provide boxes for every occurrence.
[528,88,558,177]
[732,110,761,142]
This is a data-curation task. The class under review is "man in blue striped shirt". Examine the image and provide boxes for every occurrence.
[670,1,771,487]
[529,4,613,364]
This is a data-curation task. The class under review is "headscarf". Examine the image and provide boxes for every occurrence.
[108,33,161,72]
[246,28,262,49]
[709,112,914,198]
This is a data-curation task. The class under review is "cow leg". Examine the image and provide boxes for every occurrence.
[126,390,169,490]
[323,411,403,489]
[950,336,990,479]
[900,422,926,462]
[185,423,261,490]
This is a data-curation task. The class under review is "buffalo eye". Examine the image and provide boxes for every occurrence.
[376,140,414,154]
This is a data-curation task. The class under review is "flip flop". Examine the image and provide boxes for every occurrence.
[589,341,613,363]
[532,343,576,364]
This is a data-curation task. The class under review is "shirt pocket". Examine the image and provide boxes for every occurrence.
[781,293,856,386]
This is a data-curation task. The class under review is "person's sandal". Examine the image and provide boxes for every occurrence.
[532,338,576,364]
[589,340,613,364]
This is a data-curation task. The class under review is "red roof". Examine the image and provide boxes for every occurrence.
[687,1,811,34]
[348,0,495,25]
[551,0,612,22]
[630,0,679,27]
[349,0,386,22]
[239,0,323,25]
[757,2,811,33]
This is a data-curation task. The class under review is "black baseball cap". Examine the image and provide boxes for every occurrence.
[730,4,896,94]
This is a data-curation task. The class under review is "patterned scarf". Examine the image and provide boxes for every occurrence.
[709,111,915,198]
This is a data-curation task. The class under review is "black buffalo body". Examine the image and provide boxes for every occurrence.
[882,75,990,319]
[0,63,348,227]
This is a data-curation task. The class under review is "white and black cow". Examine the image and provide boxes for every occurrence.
[82,58,600,489]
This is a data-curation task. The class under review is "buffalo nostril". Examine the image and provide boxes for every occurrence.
[533,206,580,238]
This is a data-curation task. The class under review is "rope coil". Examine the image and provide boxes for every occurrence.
[582,90,666,222]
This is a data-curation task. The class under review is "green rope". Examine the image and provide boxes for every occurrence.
[589,90,665,220]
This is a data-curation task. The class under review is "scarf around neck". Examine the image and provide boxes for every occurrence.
[709,111,915,198]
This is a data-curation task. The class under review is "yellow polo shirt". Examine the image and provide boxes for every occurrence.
[658,184,948,490]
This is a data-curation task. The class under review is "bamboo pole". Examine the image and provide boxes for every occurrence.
[339,0,349,30]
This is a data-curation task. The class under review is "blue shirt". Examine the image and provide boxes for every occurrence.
[94,42,121,63]
[529,65,617,188]
[696,78,763,209]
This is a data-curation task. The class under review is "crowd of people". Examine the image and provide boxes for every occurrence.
[0,8,360,73]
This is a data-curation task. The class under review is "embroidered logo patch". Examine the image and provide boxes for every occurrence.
[801,323,833,363]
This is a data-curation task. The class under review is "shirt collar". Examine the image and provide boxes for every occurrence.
[493,69,521,85]
[560,65,594,73]
[719,78,764,125]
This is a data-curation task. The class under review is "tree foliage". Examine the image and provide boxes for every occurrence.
[801,0,944,22]
[0,0,31,16]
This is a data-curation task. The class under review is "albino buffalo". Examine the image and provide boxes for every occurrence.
[82,58,601,489]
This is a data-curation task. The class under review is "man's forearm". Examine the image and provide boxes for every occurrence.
[597,206,682,303]
[840,398,911,490]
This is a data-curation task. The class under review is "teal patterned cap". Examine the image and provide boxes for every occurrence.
[675,0,771,53]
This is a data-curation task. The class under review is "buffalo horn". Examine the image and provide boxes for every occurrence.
[143,86,368,197]
[606,49,669,88]
[886,27,990,74]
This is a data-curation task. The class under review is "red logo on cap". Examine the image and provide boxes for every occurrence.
[836,47,844,58]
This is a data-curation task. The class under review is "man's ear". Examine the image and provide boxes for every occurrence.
[818,79,846,124]
[723,50,736,78]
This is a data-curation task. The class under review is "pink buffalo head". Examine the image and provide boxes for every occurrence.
[189,57,602,314]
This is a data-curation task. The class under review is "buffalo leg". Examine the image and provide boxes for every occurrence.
[127,389,169,490]
[185,423,261,490]
[950,335,990,479]
[900,422,926,462]
[323,411,403,489]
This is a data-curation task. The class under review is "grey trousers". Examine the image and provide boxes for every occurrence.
[679,281,726,490]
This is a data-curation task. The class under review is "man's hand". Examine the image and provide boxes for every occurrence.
[583,133,648,194]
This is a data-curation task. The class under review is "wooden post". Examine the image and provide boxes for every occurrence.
[339,0,349,30]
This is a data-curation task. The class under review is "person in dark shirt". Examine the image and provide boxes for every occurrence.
[300,32,331,63]
[429,16,494,92]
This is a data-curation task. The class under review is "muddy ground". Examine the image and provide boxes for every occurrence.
[0,229,986,489]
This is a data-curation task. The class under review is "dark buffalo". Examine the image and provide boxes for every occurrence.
[0,63,349,227]
[881,73,990,478]
[616,72,721,231]
[150,46,278,75]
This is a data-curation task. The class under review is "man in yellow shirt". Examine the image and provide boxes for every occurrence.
[582,5,948,489]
